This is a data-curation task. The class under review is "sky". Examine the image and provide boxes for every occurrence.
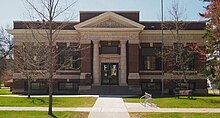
[0,0,207,29]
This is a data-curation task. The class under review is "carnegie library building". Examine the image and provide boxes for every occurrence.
[9,11,207,95]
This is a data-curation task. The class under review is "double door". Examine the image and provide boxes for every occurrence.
[101,63,119,85]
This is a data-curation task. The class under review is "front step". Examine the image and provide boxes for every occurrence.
[80,85,141,95]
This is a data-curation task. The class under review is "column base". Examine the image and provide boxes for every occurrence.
[92,83,101,86]
[80,73,91,79]
[119,83,128,86]
[128,73,140,79]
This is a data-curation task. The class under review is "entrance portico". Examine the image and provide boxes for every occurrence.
[92,40,128,86]
[74,11,145,87]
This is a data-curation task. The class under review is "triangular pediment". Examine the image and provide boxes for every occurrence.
[74,11,145,31]
[83,19,136,28]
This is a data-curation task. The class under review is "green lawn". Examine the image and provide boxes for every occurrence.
[0,97,96,107]
[130,113,220,118]
[0,111,88,118]
[0,89,12,95]
[0,83,3,87]
[124,96,220,108]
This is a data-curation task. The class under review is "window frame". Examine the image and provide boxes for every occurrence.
[58,82,78,91]
[31,82,46,90]
[141,82,162,91]
[140,47,162,71]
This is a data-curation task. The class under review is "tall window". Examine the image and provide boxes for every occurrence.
[174,43,195,71]
[140,46,161,70]
[23,42,47,70]
[58,43,80,70]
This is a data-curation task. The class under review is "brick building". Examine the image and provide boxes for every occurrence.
[9,11,207,95]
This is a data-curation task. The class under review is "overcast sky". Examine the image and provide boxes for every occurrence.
[0,0,207,28]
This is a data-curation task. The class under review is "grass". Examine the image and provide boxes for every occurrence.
[124,96,220,108]
[0,97,96,107]
[0,111,88,118]
[0,88,12,95]
[130,113,220,118]
[0,83,3,87]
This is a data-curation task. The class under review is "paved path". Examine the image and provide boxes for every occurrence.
[88,97,130,118]
[0,95,99,97]
[125,103,220,113]
[0,107,92,112]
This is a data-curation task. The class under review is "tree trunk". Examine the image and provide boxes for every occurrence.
[28,79,31,98]
[48,77,53,115]
[48,12,54,115]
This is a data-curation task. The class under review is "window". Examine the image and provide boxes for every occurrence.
[100,41,119,54]
[141,82,161,91]
[174,43,195,71]
[175,82,195,90]
[140,47,161,70]
[58,82,78,91]
[58,43,80,70]
[31,82,46,90]
[23,42,47,70]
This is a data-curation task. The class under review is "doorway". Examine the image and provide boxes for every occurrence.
[101,63,119,85]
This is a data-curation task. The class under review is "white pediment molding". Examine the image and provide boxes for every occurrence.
[74,11,145,31]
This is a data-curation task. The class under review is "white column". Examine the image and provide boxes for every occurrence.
[120,40,127,86]
[93,40,100,85]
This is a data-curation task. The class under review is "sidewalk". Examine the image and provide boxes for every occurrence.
[0,107,92,112]
[88,97,130,118]
[0,95,99,97]
[125,103,220,113]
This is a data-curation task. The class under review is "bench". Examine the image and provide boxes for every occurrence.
[175,90,193,99]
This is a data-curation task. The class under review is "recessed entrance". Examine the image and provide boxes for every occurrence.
[101,63,119,85]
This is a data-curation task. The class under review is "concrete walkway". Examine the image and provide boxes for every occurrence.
[88,97,130,118]
[0,107,92,112]
[0,95,99,97]
[125,103,220,113]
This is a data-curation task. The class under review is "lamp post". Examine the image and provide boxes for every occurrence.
[161,0,164,96]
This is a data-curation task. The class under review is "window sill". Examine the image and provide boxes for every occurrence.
[139,70,163,73]
[56,70,80,73]
[172,71,198,74]
[100,54,120,57]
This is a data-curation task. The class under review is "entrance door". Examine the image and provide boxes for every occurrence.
[101,63,119,85]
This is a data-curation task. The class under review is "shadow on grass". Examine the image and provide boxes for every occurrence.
[30,98,48,104]
[176,97,197,100]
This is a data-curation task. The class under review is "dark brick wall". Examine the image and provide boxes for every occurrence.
[164,46,174,73]
[12,79,24,90]
[194,52,206,72]
[195,79,207,89]
[13,46,23,73]
[80,44,92,73]
[128,44,139,73]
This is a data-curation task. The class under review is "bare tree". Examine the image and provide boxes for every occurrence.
[14,41,48,98]
[0,27,13,89]
[163,0,203,90]
[23,0,77,115]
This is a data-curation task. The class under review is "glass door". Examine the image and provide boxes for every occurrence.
[101,63,119,85]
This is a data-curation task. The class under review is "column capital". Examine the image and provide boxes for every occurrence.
[93,40,100,44]
[120,40,127,44]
